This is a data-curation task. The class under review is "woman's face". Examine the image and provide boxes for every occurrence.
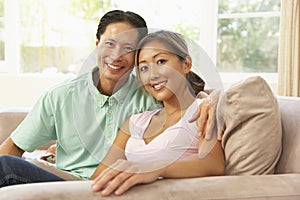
[137,40,190,102]
[97,22,139,84]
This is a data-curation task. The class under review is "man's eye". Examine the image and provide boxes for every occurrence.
[105,42,114,47]
[124,46,134,52]
[139,65,149,72]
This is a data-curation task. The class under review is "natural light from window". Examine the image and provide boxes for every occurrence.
[0,0,280,92]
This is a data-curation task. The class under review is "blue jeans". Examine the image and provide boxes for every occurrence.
[0,155,65,187]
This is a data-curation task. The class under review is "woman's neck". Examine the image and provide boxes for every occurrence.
[163,88,195,116]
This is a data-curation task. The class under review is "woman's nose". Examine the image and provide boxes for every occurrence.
[149,65,160,81]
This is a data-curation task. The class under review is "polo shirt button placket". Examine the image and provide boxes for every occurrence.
[107,97,114,130]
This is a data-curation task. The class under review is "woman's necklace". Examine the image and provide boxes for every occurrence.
[160,108,184,130]
[143,107,188,144]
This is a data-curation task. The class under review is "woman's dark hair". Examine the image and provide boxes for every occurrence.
[96,10,148,42]
[135,30,205,96]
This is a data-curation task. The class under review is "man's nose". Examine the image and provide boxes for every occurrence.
[110,47,124,61]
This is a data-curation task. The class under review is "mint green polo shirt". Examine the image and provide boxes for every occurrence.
[11,67,159,180]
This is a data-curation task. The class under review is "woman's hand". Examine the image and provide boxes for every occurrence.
[91,159,165,196]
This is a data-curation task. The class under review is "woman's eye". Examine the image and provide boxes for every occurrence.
[157,59,166,65]
[139,65,149,72]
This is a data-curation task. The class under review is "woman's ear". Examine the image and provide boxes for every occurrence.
[96,39,99,46]
[183,56,192,73]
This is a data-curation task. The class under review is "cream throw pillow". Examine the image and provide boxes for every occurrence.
[217,76,282,175]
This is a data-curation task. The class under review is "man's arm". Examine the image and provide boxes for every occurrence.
[0,137,24,157]
[189,90,223,140]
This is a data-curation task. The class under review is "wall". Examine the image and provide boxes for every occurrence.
[0,74,73,110]
[0,73,278,110]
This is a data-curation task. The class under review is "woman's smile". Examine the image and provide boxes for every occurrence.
[151,80,168,91]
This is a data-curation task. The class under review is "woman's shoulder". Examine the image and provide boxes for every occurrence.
[130,109,161,124]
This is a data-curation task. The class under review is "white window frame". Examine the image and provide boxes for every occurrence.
[0,0,20,73]
[215,1,280,93]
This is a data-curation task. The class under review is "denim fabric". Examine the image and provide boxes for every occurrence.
[0,155,64,187]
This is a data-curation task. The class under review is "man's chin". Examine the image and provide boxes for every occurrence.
[102,70,131,82]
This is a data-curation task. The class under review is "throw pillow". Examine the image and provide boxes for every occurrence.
[217,76,282,175]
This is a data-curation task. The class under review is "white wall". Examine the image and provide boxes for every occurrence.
[0,73,278,110]
[0,74,73,110]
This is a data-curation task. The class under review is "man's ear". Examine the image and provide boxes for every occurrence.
[96,39,99,46]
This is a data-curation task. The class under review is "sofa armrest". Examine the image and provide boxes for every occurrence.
[0,174,299,200]
[0,109,55,150]
[0,110,28,144]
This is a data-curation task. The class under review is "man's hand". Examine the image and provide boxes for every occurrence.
[45,144,56,155]
[91,159,164,196]
[40,144,56,164]
[189,90,223,141]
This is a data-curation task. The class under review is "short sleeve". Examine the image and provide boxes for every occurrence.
[11,91,57,152]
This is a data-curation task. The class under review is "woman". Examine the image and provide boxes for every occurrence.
[91,30,224,196]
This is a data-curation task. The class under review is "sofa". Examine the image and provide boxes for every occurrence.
[0,93,300,198]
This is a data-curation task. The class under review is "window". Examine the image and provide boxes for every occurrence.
[0,0,207,75]
[19,0,107,74]
[0,0,4,62]
[217,0,281,73]
[0,0,281,91]
[0,0,20,73]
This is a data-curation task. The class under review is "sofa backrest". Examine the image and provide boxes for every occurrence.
[275,96,300,174]
[1,96,300,174]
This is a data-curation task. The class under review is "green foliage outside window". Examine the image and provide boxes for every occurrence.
[218,0,281,72]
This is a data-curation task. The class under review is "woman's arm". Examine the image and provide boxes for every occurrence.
[91,138,224,196]
[89,119,130,180]
[161,140,224,178]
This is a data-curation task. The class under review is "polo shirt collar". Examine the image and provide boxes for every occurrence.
[88,67,137,107]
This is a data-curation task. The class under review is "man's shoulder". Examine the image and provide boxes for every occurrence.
[47,72,89,96]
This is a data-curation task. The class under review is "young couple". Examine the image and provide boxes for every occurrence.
[0,10,223,195]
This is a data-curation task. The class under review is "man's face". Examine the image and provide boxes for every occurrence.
[97,22,139,84]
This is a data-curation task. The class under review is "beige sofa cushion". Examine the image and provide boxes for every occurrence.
[218,76,282,175]
[1,174,300,200]
[275,96,300,173]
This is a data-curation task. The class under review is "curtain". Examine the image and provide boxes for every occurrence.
[278,0,300,97]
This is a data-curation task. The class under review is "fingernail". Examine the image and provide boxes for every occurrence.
[206,135,211,140]
[198,131,202,137]
[101,190,108,196]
